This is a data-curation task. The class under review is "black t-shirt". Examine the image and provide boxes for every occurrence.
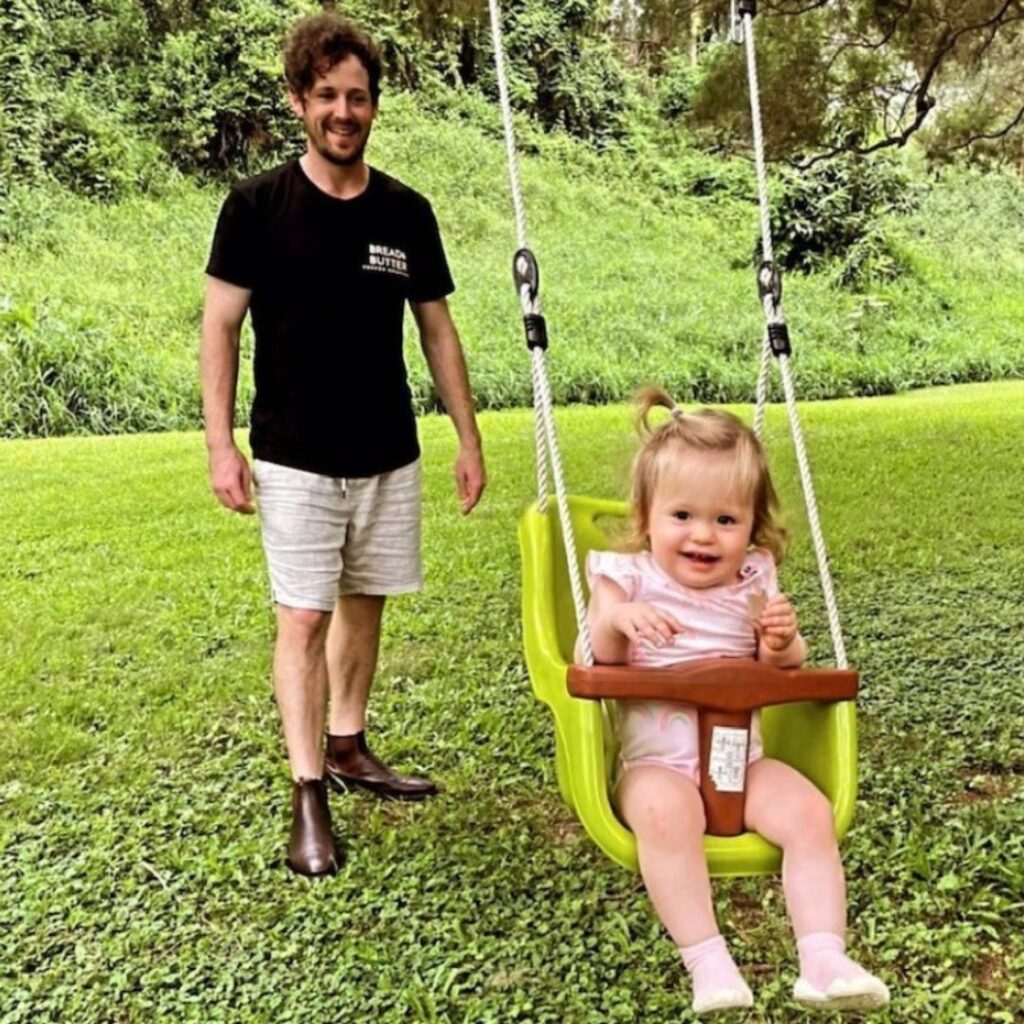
[205,160,455,477]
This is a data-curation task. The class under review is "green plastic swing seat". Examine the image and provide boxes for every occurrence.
[518,494,858,876]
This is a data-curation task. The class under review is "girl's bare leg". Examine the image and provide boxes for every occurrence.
[745,758,890,1010]
[619,765,753,1013]
[744,758,845,937]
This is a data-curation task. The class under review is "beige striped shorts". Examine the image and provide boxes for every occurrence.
[252,458,422,611]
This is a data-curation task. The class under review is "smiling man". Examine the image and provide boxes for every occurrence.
[200,13,485,876]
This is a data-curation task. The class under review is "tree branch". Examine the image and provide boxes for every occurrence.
[822,10,907,78]
[946,100,1024,151]
[764,0,832,15]
[796,1,1024,167]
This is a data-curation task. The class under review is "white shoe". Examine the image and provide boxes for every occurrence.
[793,973,891,1012]
[692,983,754,1015]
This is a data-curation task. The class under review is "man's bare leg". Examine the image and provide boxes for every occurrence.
[274,605,332,779]
[326,594,385,735]
[274,604,340,875]
[324,593,436,799]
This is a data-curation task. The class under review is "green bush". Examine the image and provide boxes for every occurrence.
[0,0,171,200]
[0,0,47,188]
[770,154,920,287]
[42,0,147,75]
[48,78,177,201]
[457,0,638,148]
[657,50,702,121]
[147,0,315,175]
[689,18,831,160]
[146,30,220,175]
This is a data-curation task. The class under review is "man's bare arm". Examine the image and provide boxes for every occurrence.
[200,276,255,513]
[411,297,486,514]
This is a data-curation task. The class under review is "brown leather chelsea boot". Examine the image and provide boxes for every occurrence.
[324,731,437,801]
[286,777,342,877]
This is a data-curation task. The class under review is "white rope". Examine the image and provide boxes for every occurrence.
[490,0,542,509]
[744,10,779,443]
[745,7,786,444]
[740,9,848,668]
[753,329,772,439]
[779,357,848,668]
[487,0,528,251]
[490,0,548,514]
[487,0,593,663]
[532,349,595,666]
[530,349,550,512]
[742,14,774,264]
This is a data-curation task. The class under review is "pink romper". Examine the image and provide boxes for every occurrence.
[585,548,780,785]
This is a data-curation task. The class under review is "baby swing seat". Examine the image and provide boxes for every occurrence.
[519,495,858,875]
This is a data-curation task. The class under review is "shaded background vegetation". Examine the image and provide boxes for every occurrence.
[5,0,1024,196]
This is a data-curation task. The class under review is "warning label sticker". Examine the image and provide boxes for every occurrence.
[709,727,749,793]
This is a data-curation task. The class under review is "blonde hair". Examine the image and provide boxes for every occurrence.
[626,386,789,563]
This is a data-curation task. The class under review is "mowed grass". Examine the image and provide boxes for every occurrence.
[1,382,1022,1022]
[3,93,1024,437]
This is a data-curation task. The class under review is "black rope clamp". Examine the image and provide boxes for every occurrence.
[513,248,540,303]
[757,260,782,306]
[758,261,789,356]
[523,313,548,351]
[768,322,791,357]
[730,1,756,44]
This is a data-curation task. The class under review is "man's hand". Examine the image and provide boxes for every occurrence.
[611,602,684,649]
[454,442,486,514]
[758,593,799,651]
[208,443,255,514]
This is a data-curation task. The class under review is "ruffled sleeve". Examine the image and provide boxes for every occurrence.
[585,551,644,601]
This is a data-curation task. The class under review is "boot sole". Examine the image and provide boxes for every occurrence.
[324,770,437,801]
[285,855,342,877]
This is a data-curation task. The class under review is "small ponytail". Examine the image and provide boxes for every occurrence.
[633,386,680,442]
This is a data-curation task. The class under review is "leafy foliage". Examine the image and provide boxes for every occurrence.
[0,0,173,202]
[0,0,47,192]
[770,153,920,286]
[2,107,1023,437]
[690,18,831,159]
[146,0,316,174]
[485,0,637,144]
[4,0,1023,203]
[656,50,703,121]
[48,78,175,200]
[627,1,1024,168]
[0,0,644,194]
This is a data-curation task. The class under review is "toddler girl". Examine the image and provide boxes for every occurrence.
[582,387,889,1014]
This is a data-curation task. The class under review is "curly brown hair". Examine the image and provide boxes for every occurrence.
[625,386,789,564]
[283,12,382,103]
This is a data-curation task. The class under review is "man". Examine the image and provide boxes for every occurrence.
[200,12,486,877]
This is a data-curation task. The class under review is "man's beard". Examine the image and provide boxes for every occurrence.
[311,122,370,167]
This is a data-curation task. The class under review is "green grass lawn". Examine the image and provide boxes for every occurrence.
[1,382,1022,1022]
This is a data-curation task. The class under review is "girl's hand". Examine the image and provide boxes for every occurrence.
[758,593,799,651]
[611,602,684,649]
